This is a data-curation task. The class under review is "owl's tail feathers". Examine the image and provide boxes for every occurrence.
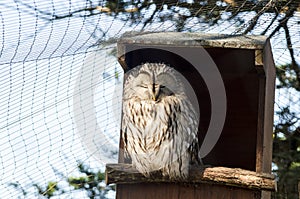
[189,141,204,166]
[194,151,203,167]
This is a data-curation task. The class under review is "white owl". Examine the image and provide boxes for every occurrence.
[122,63,201,180]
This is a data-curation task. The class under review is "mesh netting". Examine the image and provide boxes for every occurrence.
[0,0,299,198]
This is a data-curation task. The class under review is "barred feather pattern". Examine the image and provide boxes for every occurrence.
[122,63,200,180]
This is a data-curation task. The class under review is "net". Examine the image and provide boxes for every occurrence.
[0,0,299,198]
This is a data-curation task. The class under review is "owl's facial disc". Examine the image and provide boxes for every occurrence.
[133,70,175,101]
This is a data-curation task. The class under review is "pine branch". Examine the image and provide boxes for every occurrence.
[282,19,300,91]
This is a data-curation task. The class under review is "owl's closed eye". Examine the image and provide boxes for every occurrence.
[131,67,181,101]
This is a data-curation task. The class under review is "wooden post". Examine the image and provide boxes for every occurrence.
[107,32,277,199]
[298,181,300,199]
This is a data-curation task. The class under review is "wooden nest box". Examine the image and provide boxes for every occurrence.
[106,32,276,199]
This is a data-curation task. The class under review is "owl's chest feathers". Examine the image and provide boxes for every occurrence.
[127,97,181,149]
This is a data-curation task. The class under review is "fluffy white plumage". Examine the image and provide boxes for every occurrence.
[122,63,201,180]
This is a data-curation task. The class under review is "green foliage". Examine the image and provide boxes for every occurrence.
[101,0,299,32]
[42,181,58,197]
[273,106,300,198]
[277,64,300,91]
[8,162,115,198]
[65,163,115,198]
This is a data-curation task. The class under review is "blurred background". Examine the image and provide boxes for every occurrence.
[0,0,299,198]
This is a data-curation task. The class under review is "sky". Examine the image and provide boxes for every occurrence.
[0,0,299,198]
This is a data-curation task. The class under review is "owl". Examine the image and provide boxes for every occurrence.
[122,63,201,180]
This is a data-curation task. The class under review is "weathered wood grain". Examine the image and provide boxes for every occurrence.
[106,163,276,191]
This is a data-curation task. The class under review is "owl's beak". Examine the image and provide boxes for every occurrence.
[148,84,160,101]
[152,94,157,101]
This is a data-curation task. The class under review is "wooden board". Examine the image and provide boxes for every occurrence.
[106,163,276,192]
[117,183,261,199]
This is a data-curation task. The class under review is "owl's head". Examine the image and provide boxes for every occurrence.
[124,63,184,101]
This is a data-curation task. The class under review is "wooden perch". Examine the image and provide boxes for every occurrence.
[105,163,276,192]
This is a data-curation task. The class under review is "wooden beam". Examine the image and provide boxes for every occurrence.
[106,163,276,192]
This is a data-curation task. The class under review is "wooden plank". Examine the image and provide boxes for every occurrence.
[106,163,276,191]
[117,183,261,199]
[256,65,266,173]
[261,40,276,173]
[117,32,267,50]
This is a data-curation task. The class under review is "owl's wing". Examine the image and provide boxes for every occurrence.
[189,137,203,165]
[177,96,202,166]
[121,115,132,164]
